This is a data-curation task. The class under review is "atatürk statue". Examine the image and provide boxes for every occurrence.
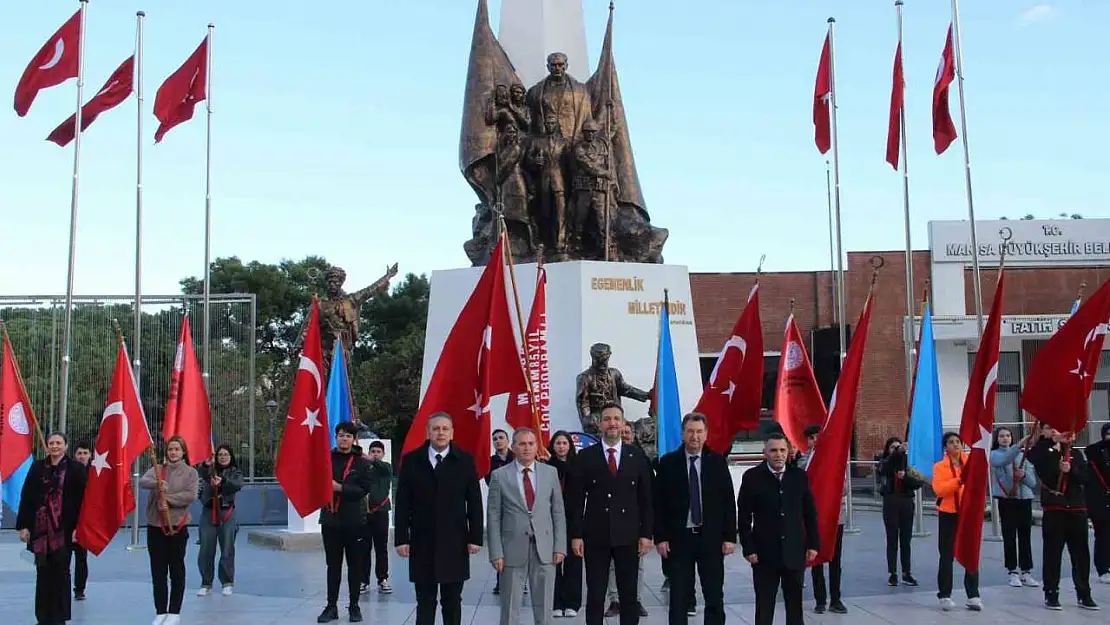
[318,264,399,369]
[460,0,667,266]
[575,342,650,436]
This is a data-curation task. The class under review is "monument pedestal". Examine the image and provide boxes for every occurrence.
[247,506,323,551]
[423,261,702,439]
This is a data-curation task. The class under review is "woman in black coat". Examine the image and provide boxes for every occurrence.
[546,430,582,616]
[16,432,87,625]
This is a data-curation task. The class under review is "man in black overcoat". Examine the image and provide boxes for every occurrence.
[566,403,654,625]
[737,433,818,625]
[395,412,484,625]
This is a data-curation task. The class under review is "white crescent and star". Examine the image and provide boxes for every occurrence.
[39,40,65,71]
[981,362,998,409]
[90,449,110,476]
[101,401,130,448]
[971,424,992,453]
[297,355,322,398]
[96,79,120,98]
[708,335,746,387]
[469,390,490,418]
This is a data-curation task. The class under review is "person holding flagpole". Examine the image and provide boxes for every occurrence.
[932,432,979,611]
[988,427,1039,588]
[1086,423,1110,584]
[877,437,922,587]
[195,444,244,597]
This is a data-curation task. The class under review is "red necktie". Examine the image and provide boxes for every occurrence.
[523,467,535,511]
[607,448,618,475]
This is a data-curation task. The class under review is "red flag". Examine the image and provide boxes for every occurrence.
[505,264,550,444]
[1,333,38,480]
[954,272,1005,573]
[402,236,527,478]
[47,55,134,147]
[696,282,764,453]
[154,36,208,143]
[13,9,81,117]
[1021,280,1110,433]
[75,340,155,555]
[162,315,212,461]
[806,290,875,565]
[813,32,832,154]
[886,42,904,169]
[932,26,958,155]
[773,315,827,454]
[275,299,333,518]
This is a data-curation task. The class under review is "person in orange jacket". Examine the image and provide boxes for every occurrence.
[932,432,981,612]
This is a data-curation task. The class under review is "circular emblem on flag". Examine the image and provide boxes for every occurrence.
[7,402,30,435]
[784,341,804,371]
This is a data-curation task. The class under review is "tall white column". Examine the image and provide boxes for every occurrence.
[499,0,590,86]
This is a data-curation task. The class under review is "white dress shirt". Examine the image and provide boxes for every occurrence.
[515,460,538,508]
[602,440,623,470]
[429,444,450,468]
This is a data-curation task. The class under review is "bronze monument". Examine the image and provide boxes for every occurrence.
[460,0,667,266]
[318,263,399,369]
[575,342,650,437]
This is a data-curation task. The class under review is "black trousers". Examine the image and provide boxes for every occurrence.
[668,529,724,625]
[148,525,189,615]
[35,546,72,625]
[414,581,464,625]
[585,542,640,625]
[752,563,803,625]
[881,495,914,575]
[936,512,978,599]
[810,524,843,605]
[362,511,390,584]
[554,551,583,611]
[71,544,88,593]
[997,498,1034,573]
[1094,518,1110,576]
[322,524,364,607]
[1041,510,1091,596]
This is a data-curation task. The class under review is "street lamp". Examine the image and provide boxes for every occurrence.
[265,399,278,472]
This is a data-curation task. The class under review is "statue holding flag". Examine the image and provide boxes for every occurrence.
[318,263,398,370]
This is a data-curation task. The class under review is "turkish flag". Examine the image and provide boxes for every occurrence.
[1021,279,1110,433]
[773,315,827,455]
[47,55,134,147]
[154,36,208,143]
[505,264,549,444]
[275,298,333,518]
[807,290,874,565]
[162,315,212,461]
[696,282,764,453]
[886,42,904,169]
[1,333,38,479]
[813,32,832,154]
[932,26,958,155]
[402,236,527,478]
[13,9,81,117]
[954,272,1005,573]
[76,340,154,555]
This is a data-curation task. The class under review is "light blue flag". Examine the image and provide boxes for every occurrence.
[1,455,33,515]
[325,340,352,449]
[1069,297,1080,316]
[654,301,683,457]
[907,305,943,478]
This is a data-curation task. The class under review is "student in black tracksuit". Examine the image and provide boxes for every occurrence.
[1085,423,1110,583]
[1026,427,1099,611]
[876,436,922,587]
[361,440,394,595]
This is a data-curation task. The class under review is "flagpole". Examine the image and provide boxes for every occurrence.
[128,9,147,552]
[57,0,89,436]
[202,23,214,390]
[896,0,915,408]
[825,160,837,325]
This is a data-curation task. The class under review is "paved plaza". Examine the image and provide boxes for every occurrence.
[1,511,1108,624]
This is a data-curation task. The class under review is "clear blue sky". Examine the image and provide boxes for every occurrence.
[1,1,1105,297]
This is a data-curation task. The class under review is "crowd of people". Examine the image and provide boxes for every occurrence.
[10,414,1110,625]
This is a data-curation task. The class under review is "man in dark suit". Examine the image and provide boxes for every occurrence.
[395,413,484,625]
[654,413,736,625]
[567,403,654,625]
[738,433,818,625]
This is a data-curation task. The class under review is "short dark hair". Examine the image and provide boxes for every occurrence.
[46,431,68,444]
[74,439,91,452]
[766,432,788,444]
[492,429,509,438]
[368,440,385,452]
[803,425,821,438]
[335,422,359,438]
[599,402,623,416]
[941,431,960,451]
[681,412,707,429]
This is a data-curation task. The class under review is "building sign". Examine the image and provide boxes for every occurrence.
[911,314,1071,341]
[929,219,1110,267]
[1004,316,1067,336]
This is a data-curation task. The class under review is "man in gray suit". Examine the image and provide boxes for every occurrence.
[488,427,567,625]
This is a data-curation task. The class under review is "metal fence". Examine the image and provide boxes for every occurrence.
[0,294,264,478]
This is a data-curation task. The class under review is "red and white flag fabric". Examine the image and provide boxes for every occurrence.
[47,55,134,147]
[886,42,904,169]
[1021,279,1110,434]
[806,290,875,565]
[773,314,827,455]
[275,298,333,518]
[696,282,764,454]
[1,332,38,483]
[954,272,1005,573]
[401,235,527,478]
[505,264,550,444]
[154,36,208,142]
[932,26,958,155]
[14,9,81,117]
[813,32,832,154]
[76,340,154,555]
[162,315,212,461]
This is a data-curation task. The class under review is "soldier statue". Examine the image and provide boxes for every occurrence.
[318,264,398,370]
[575,342,650,436]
